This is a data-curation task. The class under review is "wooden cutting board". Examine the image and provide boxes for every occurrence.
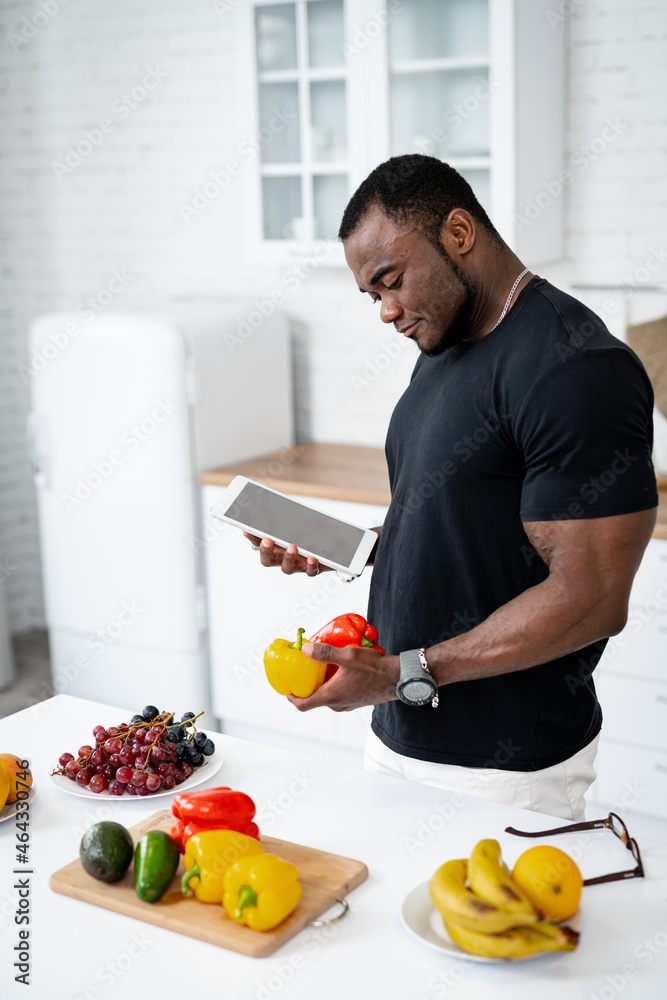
[49,809,368,958]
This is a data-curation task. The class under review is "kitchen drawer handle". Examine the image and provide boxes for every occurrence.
[656,764,667,775]
[657,695,667,704]
[309,896,349,926]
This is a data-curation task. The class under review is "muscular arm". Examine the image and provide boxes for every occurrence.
[292,508,656,711]
[425,507,657,685]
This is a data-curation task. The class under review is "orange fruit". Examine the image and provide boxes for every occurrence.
[510,845,582,922]
[0,754,33,804]
[0,767,9,811]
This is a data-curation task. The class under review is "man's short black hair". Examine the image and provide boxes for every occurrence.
[338,154,503,251]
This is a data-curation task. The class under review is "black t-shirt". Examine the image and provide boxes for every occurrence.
[369,276,658,771]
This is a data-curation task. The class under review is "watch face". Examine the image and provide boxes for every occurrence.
[402,678,434,704]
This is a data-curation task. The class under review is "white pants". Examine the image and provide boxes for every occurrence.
[363,728,600,822]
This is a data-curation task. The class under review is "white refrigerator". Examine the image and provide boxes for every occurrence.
[27,301,293,717]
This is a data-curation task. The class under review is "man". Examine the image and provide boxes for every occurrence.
[246,155,658,821]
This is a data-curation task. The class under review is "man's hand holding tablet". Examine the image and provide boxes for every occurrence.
[242,532,331,577]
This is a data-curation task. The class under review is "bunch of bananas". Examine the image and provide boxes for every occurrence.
[428,839,579,961]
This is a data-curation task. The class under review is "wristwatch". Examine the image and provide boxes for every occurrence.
[396,648,439,708]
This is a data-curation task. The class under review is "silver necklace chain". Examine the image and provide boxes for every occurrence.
[490,267,530,331]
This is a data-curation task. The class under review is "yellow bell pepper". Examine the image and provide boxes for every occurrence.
[264,627,326,698]
[222,853,302,931]
[181,829,264,903]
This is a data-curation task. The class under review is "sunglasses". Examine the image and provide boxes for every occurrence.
[505,812,644,886]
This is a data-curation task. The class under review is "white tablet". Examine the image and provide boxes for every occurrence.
[209,476,379,578]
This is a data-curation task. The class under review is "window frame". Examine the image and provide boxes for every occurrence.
[241,0,361,264]
[238,0,565,267]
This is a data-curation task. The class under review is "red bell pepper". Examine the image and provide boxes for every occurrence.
[170,787,258,853]
[170,817,260,852]
[173,786,255,823]
[309,613,385,682]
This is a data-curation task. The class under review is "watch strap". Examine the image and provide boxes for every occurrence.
[397,648,439,708]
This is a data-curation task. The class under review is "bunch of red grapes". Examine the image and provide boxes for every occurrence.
[52,706,214,796]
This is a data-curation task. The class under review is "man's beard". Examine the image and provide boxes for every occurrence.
[420,249,478,358]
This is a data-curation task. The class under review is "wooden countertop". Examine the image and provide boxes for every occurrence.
[200,442,391,506]
[201,445,667,535]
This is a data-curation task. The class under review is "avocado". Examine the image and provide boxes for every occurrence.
[134,830,180,902]
[80,821,134,883]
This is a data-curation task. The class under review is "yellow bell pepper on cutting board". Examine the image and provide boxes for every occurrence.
[222,853,302,931]
[181,829,264,903]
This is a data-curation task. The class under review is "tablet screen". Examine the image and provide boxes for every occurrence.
[226,482,365,568]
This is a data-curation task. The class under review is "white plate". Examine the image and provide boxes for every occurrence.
[401,882,580,964]
[0,784,37,823]
[47,748,224,800]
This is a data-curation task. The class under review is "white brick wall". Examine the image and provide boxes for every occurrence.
[0,0,666,631]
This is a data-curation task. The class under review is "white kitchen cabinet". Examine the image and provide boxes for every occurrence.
[590,537,667,819]
[591,741,667,821]
[594,673,667,753]
[598,612,667,684]
[626,539,667,607]
[239,0,565,266]
[202,482,387,759]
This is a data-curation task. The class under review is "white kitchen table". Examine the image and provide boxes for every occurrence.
[1,695,667,1000]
